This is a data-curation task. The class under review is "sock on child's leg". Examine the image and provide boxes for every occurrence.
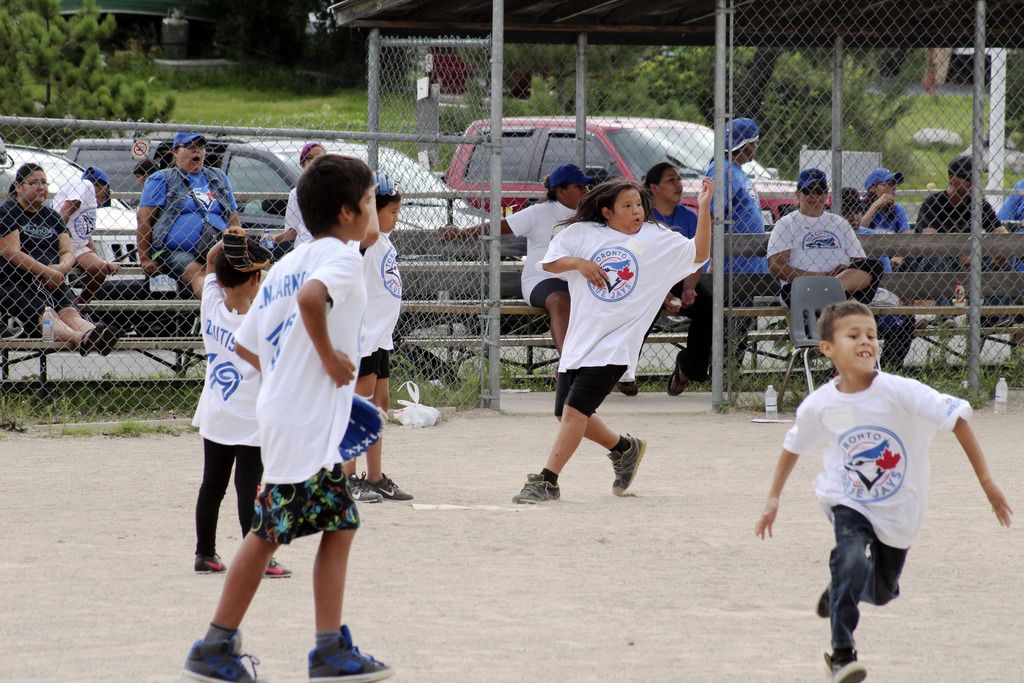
[540,468,558,484]
[613,435,630,453]
[205,623,237,642]
[316,630,339,648]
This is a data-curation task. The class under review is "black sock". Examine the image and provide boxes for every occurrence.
[613,435,630,453]
[540,468,558,484]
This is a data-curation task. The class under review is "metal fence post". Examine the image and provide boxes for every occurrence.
[575,32,588,169]
[969,0,987,392]
[712,0,727,410]
[831,34,844,194]
[486,0,505,410]
[367,28,381,171]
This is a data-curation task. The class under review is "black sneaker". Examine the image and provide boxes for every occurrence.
[78,323,119,357]
[616,380,639,396]
[347,473,383,503]
[816,585,830,618]
[194,554,226,574]
[512,473,560,504]
[607,434,647,496]
[365,473,414,501]
[183,631,259,682]
[308,624,393,681]
[824,649,867,683]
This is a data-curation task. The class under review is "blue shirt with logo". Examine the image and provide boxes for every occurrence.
[140,171,237,251]
[705,160,767,273]
[866,204,910,234]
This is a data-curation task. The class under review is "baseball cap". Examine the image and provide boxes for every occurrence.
[299,142,324,166]
[863,167,904,190]
[375,171,400,196]
[796,168,828,191]
[948,155,973,180]
[548,163,596,188]
[726,117,760,152]
[82,166,110,186]
[173,132,206,148]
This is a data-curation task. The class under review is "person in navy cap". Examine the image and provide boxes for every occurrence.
[441,162,594,356]
[136,132,241,298]
[51,165,121,303]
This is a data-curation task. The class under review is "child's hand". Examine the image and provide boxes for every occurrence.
[323,350,356,387]
[983,481,1013,527]
[755,497,779,539]
[577,259,611,289]
[697,177,714,208]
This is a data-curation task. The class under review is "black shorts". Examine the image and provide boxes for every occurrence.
[554,365,627,418]
[0,281,77,329]
[250,464,359,544]
[779,258,886,307]
[528,277,570,308]
[358,348,390,379]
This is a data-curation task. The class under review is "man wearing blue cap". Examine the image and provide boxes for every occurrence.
[137,133,241,298]
[860,168,909,235]
[768,168,884,307]
[53,166,120,303]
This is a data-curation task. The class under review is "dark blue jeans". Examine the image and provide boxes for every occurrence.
[828,505,909,650]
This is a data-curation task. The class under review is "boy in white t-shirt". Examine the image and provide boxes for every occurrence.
[275,142,325,249]
[755,301,1012,683]
[183,155,392,683]
[190,236,289,579]
[344,172,413,502]
[512,178,711,504]
[52,167,120,303]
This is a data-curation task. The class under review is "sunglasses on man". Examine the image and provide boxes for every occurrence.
[800,186,828,196]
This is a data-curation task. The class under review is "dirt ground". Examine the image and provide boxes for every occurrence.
[1,392,1021,682]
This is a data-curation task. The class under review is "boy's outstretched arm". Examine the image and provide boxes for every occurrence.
[953,417,1013,527]
[755,449,800,539]
[692,177,713,263]
[297,280,356,387]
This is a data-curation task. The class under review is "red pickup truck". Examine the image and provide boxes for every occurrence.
[446,116,796,224]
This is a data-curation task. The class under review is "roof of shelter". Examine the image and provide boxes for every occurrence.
[330,0,1023,47]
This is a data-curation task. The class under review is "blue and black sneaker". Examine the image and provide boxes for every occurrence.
[308,624,393,682]
[183,631,260,682]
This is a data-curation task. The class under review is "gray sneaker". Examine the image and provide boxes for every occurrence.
[512,473,560,504]
[365,472,414,501]
[347,474,384,503]
[824,650,867,683]
[183,631,259,682]
[607,435,647,496]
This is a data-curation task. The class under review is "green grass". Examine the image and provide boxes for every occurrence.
[102,421,185,437]
[164,87,368,129]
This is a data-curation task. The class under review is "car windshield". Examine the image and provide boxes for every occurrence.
[606,127,771,180]
[1,147,130,210]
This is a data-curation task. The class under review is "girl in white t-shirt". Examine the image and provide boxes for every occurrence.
[755,300,1012,683]
[276,142,326,249]
[343,172,414,502]
[512,178,712,504]
[52,167,120,303]
[191,237,290,578]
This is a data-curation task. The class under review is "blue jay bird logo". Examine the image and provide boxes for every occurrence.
[803,231,840,249]
[380,247,402,298]
[588,246,639,302]
[839,427,908,502]
[206,353,243,401]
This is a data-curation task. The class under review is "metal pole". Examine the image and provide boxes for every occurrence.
[486,0,504,409]
[711,0,727,409]
[969,0,986,392]
[367,29,381,171]
[575,32,588,168]
[831,35,844,194]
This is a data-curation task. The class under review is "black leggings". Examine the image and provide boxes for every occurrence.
[195,439,263,557]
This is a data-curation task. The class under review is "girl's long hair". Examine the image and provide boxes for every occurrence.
[560,179,652,227]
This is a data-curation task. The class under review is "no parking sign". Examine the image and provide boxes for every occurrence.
[130,139,150,159]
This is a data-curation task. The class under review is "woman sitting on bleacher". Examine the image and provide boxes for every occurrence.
[0,163,119,354]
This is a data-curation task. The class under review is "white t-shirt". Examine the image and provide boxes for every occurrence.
[783,372,971,549]
[234,238,366,484]
[284,188,314,245]
[506,200,574,301]
[539,221,704,372]
[361,231,402,353]
[52,179,97,248]
[191,274,261,446]
[766,211,864,278]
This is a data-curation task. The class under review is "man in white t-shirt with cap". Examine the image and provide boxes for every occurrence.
[53,166,121,303]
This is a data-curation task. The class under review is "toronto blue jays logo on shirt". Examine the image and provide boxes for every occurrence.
[803,231,840,249]
[587,246,639,302]
[206,353,242,401]
[380,246,402,298]
[838,426,908,502]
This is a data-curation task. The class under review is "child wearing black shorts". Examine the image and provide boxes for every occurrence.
[512,178,712,503]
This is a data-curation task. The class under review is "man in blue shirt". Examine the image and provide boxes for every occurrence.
[644,162,712,394]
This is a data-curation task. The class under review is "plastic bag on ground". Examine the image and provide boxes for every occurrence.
[391,381,441,428]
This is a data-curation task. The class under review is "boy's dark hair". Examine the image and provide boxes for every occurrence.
[643,162,676,190]
[542,174,558,201]
[133,158,158,177]
[819,300,874,342]
[214,250,258,288]
[10,162,44,197]
[563,179,652,226]
[375,193,401,211]
[840,187,862,217]
[296,154,373,236]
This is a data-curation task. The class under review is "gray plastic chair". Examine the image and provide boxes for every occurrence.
[779,276,847,405]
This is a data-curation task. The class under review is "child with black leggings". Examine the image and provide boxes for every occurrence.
[191,239,289,577]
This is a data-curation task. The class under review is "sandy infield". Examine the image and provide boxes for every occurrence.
[1,392,1021,682]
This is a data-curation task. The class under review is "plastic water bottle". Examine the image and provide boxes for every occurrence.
[995,377,1008,415]
[41,307,56,343]
[764,384,778,419]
